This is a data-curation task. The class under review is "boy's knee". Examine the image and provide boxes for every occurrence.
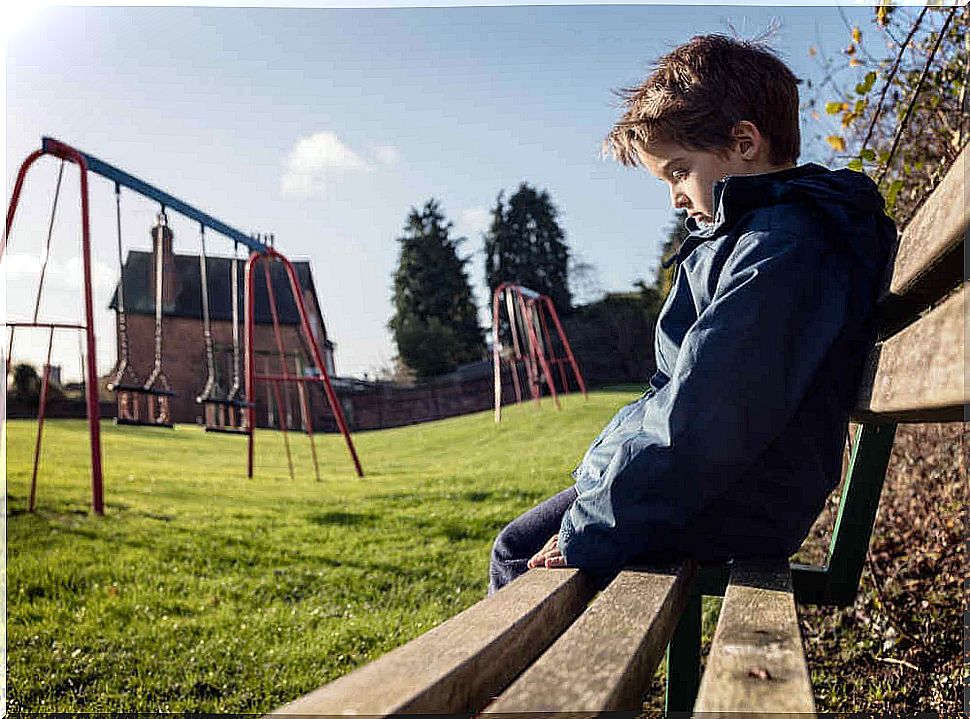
[490,523,514,564]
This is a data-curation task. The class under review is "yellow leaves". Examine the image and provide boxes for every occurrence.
[840,97,870,127]
[827,135,847,153]
[876,2,891,28]
[808,45,817,57]
[852,26,862,44]
[844,42,862,66]
[826,101,849,115]
[856,71,878,96]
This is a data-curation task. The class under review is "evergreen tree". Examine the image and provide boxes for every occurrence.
[655,210,689,301]
[484,183,572,318]
[388,199,485,379]
[11,363,41,405]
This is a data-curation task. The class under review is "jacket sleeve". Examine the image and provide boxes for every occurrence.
[558,224,851,573]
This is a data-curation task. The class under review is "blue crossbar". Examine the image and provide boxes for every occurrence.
[42,136,270,254]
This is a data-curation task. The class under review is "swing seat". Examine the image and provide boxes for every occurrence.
[204,425,252,435]
[197,394,252,434]
[112,383,176,428]
[110,383,177,397]
[196,395,255,408]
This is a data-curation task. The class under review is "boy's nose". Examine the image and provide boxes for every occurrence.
[672,189,690,210]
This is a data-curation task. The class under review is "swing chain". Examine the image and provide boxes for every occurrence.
[227,242,244,402]
[196,223,220,402]
[143,209,173,426]
[108,182,140,391]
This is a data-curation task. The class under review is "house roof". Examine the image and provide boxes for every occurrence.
[109,251,328,337]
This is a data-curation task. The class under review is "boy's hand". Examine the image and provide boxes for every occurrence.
[528,533,567,569]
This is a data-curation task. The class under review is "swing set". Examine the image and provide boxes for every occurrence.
[3,137,364,515]
[108,208,177,427]
[491,282,587,423]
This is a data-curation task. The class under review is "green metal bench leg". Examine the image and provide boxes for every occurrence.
[665,587,701,713]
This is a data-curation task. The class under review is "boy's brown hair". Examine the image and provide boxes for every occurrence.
[605,34,801,167]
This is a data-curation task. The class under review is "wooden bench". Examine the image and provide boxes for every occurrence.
[267,146,966,716]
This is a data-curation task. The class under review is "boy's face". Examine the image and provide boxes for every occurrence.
[638,139,751,225]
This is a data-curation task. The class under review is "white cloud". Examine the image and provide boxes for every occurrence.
[373,145,401,165]
[2,252,115,303]
[457,206,491,239]
[2,252,42,277]
[280,131,368,198]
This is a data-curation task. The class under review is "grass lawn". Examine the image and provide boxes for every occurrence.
[10,386,724,712]
[10,388,957,713]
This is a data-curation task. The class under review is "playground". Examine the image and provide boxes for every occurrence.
[4,5,965,713]
[5,390,631,712]
[2,134,963,714]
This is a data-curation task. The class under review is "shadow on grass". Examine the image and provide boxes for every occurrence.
[307,511,376,527]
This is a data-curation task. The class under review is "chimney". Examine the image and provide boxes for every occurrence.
[151,213,179,312]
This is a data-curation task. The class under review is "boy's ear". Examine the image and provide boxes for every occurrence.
[732,121,762,161]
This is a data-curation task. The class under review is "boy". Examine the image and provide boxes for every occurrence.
[489,34,896,594]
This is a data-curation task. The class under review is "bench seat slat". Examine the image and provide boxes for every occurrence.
[269,568,595,716]
[484,560,698,713]
[883,144,968,307]
[693,557,815,715]
[853,282,965,423]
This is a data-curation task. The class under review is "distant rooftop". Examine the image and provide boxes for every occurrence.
[109,251,324,329]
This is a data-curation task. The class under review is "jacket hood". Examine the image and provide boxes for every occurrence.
[669,163,896,275]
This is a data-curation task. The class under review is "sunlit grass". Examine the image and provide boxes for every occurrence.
[7,387,649,711]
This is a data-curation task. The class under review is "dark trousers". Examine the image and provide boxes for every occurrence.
[488,486,578,595]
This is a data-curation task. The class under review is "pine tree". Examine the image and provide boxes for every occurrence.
[656,210,689,301]
[484,183,572,318]
[388,199,484,379]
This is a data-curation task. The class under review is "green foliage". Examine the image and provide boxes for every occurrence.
[855,70,878,96]
[12,363,41,405]
[392,316,462,379]
[809,5,968,222]
[565,286,662,384]
[484,183,572,318]
[655,211,689,303]
[389,199,484,379]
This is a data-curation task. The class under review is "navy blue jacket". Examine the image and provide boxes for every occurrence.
[558,163,896,573]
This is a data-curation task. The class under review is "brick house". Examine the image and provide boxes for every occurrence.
[108,223,337,427]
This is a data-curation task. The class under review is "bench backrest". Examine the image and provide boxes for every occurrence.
[790,145,967,606]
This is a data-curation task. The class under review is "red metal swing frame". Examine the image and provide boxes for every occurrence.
[491,282,587,423]
[4,139,365,516]
[3,139,106,514]
[244,248,363,479]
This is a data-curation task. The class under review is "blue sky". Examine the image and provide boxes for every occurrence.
[4,3,877,380]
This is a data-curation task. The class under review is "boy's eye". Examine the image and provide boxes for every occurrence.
[672,169,688,181]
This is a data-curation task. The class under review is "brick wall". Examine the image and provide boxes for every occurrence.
[329,378,496,431]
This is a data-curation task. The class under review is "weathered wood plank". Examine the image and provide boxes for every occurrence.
[854,283,965,423]
[483,560,698,713]
[885,143,968,302]
[693,557,815,716]
[269,567,595,716]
